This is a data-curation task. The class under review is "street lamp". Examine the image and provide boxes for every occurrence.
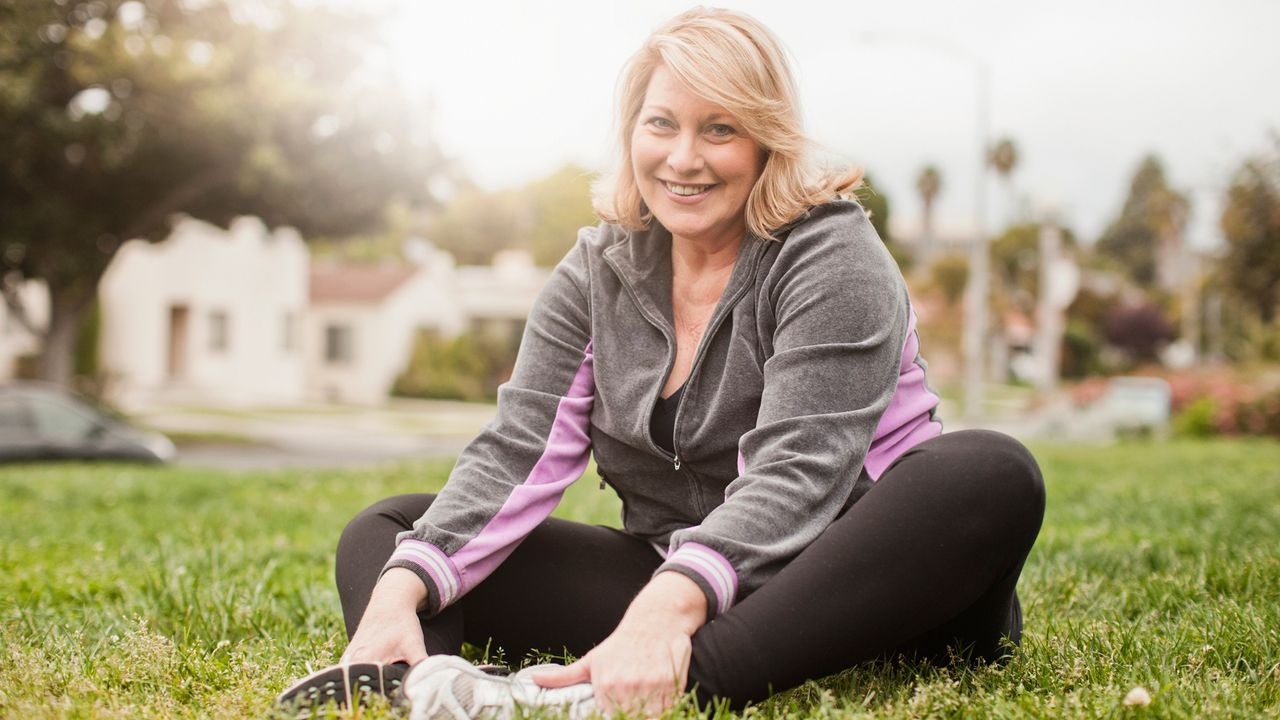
[853,32,991,421]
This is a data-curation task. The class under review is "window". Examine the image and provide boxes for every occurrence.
[325,324,354,364]
[0,397,36,443]
[282,312,297,354]
[209,311,230,353]
[29,397,99,442]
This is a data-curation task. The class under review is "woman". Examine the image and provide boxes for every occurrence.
[278,8,1044,718]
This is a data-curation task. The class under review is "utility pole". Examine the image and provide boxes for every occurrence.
[853,31,992,421]
[960,60,990,421]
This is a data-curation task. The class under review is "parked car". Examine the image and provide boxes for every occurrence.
[0,382,176,463]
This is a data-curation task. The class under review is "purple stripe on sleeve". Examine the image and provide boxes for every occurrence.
[388,539,460,606]
[866,305,942,479]
[449,341,595,595]
[668,541,738,616]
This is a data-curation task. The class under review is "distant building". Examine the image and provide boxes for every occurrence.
[99,216,310,408]
[88,216,548,408]
[308,248,465,405]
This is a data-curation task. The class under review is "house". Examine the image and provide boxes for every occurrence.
[308,244,466,405]
[98,216,310,408]
[89,216,549,408]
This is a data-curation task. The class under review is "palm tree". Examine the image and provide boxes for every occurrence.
[915,165,942,267]
[988,137,1019,226]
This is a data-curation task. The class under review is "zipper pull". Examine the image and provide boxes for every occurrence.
[598,475,606,490]
[673,456,681,471]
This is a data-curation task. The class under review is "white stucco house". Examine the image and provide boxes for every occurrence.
[99,216,311,408]
[84,216,549,408]
[308,245,466,405]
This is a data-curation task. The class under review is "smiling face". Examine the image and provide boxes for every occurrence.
[630,64,765,248]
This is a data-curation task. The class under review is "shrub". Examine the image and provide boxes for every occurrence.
[1103,302,1176,363]
[393,331,518,402]
[1173,397,1217,438]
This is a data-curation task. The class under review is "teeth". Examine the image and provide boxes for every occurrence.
[665,182,711,196]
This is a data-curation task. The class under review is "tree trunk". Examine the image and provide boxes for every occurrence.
[36,282,93,389]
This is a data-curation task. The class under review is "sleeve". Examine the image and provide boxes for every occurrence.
[655,204,910,619]
[381,229,596,616]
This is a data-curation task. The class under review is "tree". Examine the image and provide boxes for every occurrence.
[858,172,907,270]
[1219,139,1280,325]
[1095,155,1188,288]
[426,164,598,267]
[915,164,941,267]
[1103,302,1176,363]
[989,221,1078,317]
[988,137,1019,225]
[0,0,451,387]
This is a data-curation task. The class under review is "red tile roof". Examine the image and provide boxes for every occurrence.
[309,265,418,303]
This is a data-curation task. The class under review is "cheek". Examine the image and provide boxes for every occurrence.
[630,137,661,177]
[724,146,764,186]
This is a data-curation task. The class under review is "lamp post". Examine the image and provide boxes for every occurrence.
[854,33,991,421]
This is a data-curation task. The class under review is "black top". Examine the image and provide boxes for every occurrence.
[649,384,685,455]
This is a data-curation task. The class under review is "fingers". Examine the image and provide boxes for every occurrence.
[403,645,428,665]
[531,657,591,688]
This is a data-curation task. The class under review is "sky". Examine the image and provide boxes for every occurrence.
[375,0,1280,249]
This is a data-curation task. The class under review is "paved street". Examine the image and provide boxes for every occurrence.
[132,398,497,471]
[133,386,1122,472]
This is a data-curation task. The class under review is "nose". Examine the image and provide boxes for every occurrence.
[666,131,705,176]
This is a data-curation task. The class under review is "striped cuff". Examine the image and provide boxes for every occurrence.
[658,542,739,620]
[381,539,461,615]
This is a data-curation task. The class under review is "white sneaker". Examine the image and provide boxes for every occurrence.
[405,655,596,720]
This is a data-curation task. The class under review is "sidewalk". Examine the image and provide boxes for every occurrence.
[132,398,497,470]
[137,386,1111,471]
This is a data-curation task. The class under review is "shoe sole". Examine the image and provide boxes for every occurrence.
[275,661,410,712]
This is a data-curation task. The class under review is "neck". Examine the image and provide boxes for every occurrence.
[670,230,744,279]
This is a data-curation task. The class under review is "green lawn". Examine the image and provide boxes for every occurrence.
[1,441,1277,718]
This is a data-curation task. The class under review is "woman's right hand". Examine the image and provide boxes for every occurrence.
[340,567,430,665]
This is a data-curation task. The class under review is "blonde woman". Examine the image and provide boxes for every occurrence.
[279,8,1043,718]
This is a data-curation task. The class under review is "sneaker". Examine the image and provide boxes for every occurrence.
[405,655,595,720]
[275,661,411,712]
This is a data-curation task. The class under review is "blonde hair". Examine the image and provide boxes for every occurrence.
[593,7,862,239]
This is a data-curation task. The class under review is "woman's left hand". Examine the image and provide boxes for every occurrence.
[532,572,707,715]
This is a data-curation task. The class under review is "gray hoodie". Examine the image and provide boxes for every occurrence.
[384,200,942,620]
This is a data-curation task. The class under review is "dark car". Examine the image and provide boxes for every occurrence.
[0,383,176,463]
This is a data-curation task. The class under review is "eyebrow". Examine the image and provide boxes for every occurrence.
[640,105,734,124]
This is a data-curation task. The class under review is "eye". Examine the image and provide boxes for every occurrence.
[706,123,737,138]
[645,116,675,131]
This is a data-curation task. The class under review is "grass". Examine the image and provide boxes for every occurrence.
[1,440,1278,718]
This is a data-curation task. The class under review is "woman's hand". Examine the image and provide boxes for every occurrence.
[340,567,430,665]
[533,572,707,715]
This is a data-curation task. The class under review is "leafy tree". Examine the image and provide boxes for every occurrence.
[858,172,907,270]
[929,252,969,306]
[1219,139,1280,324]
[1103,302,1175,363]
[525,165,597,266]
[1095,155,1188,287]
[915,164,941,266]
[988,137,1019,225]
[0,0,450,387]
[426,164,598,267]
[989,221,1078,316]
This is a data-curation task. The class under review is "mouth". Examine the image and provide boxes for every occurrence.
[661,180,716,201]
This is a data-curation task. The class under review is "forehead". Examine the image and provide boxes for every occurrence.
[641,64,733,120]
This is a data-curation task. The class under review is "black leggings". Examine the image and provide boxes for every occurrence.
[335,430,1045,707]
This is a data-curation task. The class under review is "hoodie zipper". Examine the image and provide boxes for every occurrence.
[669,242,767,470]
[604,239,768,471]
